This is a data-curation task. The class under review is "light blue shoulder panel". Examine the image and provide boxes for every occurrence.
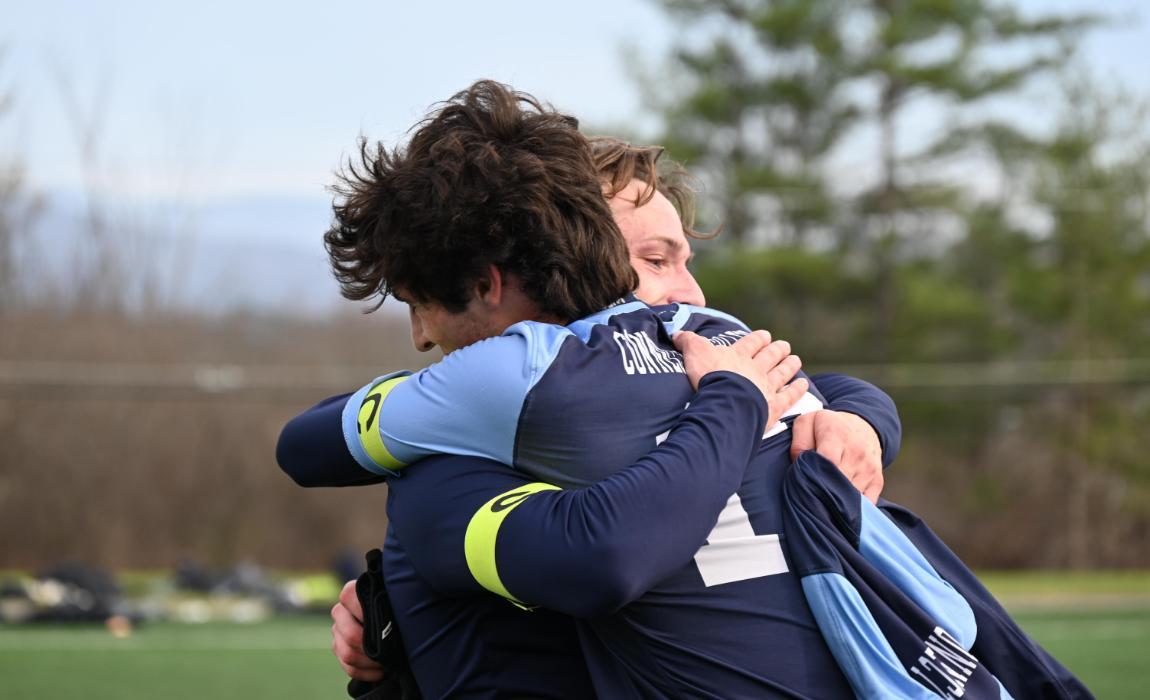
[802,573,937,700]
[341,322,574,474]
[857,497,978,650]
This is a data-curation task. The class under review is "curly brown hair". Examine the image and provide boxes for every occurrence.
[590,137,717,240]
[324,81,638,321]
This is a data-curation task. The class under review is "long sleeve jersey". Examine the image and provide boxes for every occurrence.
[278,299,900,489]
[382,372,768,697]
[277,299,903,697]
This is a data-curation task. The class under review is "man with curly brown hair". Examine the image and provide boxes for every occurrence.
[280,81,900,698]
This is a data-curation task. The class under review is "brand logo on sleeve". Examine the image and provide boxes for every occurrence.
[489,491,534,513]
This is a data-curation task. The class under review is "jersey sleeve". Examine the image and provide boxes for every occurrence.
[276,393,387,487]
[386,371,770,618]
[809,373,902,469]
[338,322,571,476]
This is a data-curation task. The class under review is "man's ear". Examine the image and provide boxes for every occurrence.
[475,265,504,307]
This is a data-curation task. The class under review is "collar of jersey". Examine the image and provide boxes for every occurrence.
[565,294,651,341]
[563,296,749,343]
[661,303,751,336]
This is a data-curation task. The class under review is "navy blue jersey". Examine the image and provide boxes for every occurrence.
[384,372,770,697]
[277,300,903,697]
[782,452,1092,699]
[386,373,861,697]
[279,299,900,489]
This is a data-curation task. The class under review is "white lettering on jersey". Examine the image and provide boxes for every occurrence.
[614,331,685,376]
[909,627,979,699]
[694,493,789,587]
[706,329,749,347]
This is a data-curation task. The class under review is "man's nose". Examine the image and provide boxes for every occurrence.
[671,272,706,307]
[410,314,435,352]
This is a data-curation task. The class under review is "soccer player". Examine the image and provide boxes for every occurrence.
[329,139,893,695]
[279,81,896,696]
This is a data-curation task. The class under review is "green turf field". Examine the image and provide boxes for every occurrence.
[1,574,1147,698]
[0,618,342,700]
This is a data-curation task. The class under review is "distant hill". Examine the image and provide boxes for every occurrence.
[20,191,363,316]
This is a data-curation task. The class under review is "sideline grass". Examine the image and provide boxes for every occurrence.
[0,618,343,700]
[2,571,1147,698]
[1013,607,1150,698]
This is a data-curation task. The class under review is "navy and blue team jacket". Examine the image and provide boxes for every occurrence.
[281,298,900,489]
[279,298,903,697]
[782,452,1093,699]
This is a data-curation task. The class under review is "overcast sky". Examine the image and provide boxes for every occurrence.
[5,0,1148,200]
[5,0,677,199]
[5,1,1148,312]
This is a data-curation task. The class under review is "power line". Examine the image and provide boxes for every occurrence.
[0,361,408,401]
[0,359,1148,401]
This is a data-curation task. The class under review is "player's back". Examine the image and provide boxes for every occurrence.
[579,428,853,698]
[381,301,852,696]
[502,303,852,695]
[288,298,890,696]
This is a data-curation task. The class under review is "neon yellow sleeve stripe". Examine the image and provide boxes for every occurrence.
[464,482,561,607]
[356,375,410,470]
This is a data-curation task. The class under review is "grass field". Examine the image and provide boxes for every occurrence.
[2,573,1147,698]
[0,618,341,700]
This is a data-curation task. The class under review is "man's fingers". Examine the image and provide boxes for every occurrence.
[331,625,370,667]
[754,337,791,377]
[672,330,706,353]
[862,471,884,505]
[768,377,808,424]
[763,352,800,390]
[348,666,384,683]
[332,620,382,676]
[331,584,386,682]
[848,451,882,503]
[778,377,808,404]
[338,580,364,623]
[789,413,815,460]
[331,602,367,654]
[733,329,773,357]
[751,339,790,370]
[338,650,384,682]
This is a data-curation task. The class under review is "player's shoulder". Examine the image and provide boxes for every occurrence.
[398,319,577,399]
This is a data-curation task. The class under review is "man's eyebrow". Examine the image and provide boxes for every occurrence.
[636,235,685,253]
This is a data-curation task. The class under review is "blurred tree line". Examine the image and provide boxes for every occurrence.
[647,0,1150,567]
[1,1,1147,571]
[0,48,429,571]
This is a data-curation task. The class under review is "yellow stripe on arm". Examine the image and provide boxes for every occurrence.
[465,482,561,609]
[356,376,410,471]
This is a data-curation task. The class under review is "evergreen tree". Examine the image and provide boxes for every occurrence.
[648,0,1098,359]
